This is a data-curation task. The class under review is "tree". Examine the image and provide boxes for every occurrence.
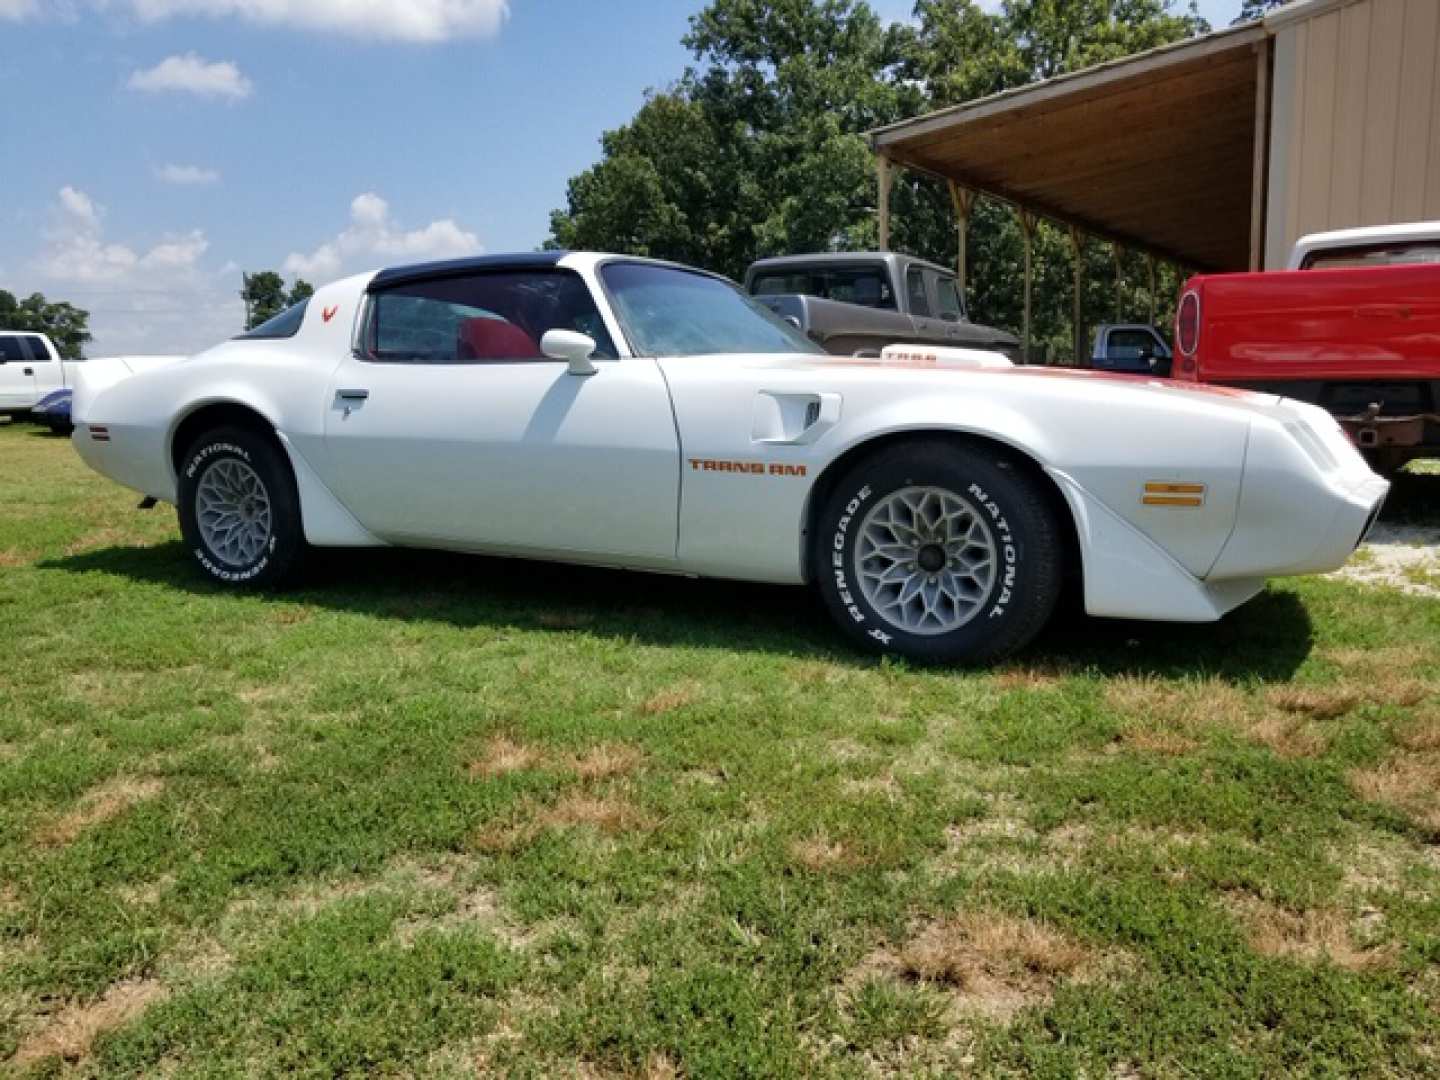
[241,273,314,330]
[548,0,1210,351]
[0,289,92,359]
[1237,0,1290,22]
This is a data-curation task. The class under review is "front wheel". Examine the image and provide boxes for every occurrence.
[177,427,305,587]
[814,441,1062,664]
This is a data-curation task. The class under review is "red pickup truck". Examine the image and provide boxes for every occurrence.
[1173,223,1440,471]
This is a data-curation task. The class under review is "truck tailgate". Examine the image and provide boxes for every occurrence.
[1193,263,1440,382]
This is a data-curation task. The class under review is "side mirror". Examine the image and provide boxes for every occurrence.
[541,329,598,376]
[784,315,802,330]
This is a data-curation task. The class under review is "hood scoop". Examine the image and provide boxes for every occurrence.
[877,344,1014,369]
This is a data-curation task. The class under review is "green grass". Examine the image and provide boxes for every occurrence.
[2,420,1438,1077]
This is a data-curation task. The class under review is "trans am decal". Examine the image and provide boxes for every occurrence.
[689,458,807,477]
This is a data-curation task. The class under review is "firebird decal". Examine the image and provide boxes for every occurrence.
[322,305,339,324]
[689,458,807,477]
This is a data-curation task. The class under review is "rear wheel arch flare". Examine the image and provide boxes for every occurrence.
[802,430,1082,588]
[170,402,283,478]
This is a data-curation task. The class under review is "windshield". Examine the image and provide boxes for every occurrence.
[601,262,824,357]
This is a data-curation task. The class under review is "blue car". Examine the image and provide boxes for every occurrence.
[31,388,73,435]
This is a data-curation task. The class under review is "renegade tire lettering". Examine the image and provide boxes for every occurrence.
[831,485,873,625]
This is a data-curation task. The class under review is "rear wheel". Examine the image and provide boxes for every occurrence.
[814,441,1062,664]
[177,426,304,587]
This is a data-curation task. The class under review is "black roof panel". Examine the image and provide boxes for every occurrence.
[368,251,571,291]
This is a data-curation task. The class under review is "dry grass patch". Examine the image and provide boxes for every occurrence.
[1266,686,1362,721]
[639,682,699,716]
[10,980,167,1069]
[790,831,856,872]
[992,665,1067,692]
[1394,712,1440,753]
[1245,712,1329,759]
[467,736,545,779]
[1232,897,1395,972]
[539,791,651,835]
[0,548,26,568]
[1348,753,1440,833]
[1117,724,1200,757]
[1104,676,1249,737]
[572,743,644,781]
[865,912,1102,1023]
[33,777,165,847]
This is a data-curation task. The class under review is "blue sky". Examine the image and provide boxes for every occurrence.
[0,0,1244,354]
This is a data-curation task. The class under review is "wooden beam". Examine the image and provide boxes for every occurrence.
[1069,226,1085,366]
[1020,209,1038,363]
[1249,40,1272,271]
[1112,244,1124,322]
[948,181,976,300]
[877,154,893,252]
[1146,255,1157,326]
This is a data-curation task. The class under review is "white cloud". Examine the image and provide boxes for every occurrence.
[156,163,221,185]
[29,186,241,356]
[0,0,38,20]
[284,192,481,282]
[128,53,253,101]
[126,0,510,43]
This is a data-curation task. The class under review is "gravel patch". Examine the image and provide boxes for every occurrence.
[1328,524,1440,598]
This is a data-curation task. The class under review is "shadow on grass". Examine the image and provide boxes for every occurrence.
[1381,468,1440,527]
[44,541,1315,682]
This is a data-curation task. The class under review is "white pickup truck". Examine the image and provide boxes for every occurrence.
[0,332,70,418]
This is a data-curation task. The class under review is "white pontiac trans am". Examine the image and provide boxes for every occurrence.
[72,252,1387,664]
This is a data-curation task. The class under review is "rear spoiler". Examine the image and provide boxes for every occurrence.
[71,355,188,424]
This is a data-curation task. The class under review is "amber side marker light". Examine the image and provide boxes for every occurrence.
[1143,482,1205,507]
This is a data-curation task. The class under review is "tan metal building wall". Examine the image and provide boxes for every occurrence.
[1264,0,1440,267]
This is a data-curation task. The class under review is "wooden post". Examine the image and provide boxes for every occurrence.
[1068,226,1084,366]
[1112,243,1124,323]
[1019,209,1037,364]
[876,155,893,252]
[1146,255,1157,326]
[1250,41,1271,271]
[948,181,976,302]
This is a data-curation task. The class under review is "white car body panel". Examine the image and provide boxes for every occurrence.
[70,252,1387,626]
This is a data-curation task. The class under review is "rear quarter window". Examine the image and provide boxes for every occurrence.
[237,300,309,340]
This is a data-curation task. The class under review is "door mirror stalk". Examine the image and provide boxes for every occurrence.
[542,330,599,376]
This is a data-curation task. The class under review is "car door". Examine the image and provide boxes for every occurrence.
[0,338,37,409]
[319,267,681,563]
[904,264,943,343]
[23,337,64,397]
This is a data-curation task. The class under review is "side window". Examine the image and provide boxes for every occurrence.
[935,276,964,321]
[906,267,931,317]
[364,270,617,365]
[24,337,53,362]
[237,301,309,340]
[0,338,27,363]
[1107,330,1159,362]
[1304,244,1440,270]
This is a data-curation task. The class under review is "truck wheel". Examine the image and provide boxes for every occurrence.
[176,427,304,588]
[814,441,1062,664]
